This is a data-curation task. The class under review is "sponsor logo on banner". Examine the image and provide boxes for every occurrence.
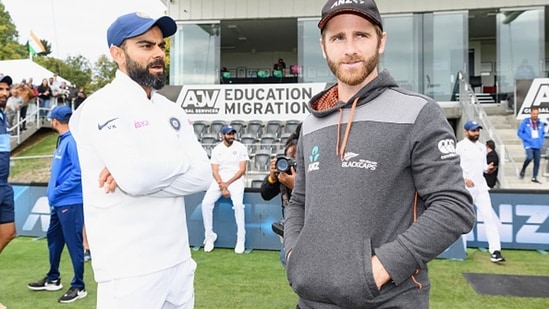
[176,83,327,121]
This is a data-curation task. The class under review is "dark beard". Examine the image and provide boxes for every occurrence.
[125,53,166,90]
[467,134,479,142]
[223,136,234,146]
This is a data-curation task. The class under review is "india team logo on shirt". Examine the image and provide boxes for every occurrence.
[170,117,181,131]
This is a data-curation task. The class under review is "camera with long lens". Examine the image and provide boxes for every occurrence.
[275,156,296,175]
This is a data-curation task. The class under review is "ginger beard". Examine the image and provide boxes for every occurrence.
[324,42,381,86]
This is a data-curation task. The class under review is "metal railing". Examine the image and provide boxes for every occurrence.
[456,71,519,188]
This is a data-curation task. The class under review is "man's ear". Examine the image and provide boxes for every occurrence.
[109,45,125,67]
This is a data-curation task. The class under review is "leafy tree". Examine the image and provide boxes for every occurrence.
[0,3,27,60]
[34,56,92,89]
[89,55,117,92]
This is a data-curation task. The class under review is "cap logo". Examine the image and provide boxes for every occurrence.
[136,12,151,18]
[330,0,365,9]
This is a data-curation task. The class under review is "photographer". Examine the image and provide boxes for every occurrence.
[260,124,300,267]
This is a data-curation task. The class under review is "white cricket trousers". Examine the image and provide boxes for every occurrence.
[97,258,197,309]
[468,187,502,253]
[201,180,246,242]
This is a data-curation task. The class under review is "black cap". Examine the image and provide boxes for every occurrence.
[0,75,13,87]
[318,0,383,31]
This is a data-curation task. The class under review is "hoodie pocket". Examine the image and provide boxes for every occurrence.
[286,236,381,306]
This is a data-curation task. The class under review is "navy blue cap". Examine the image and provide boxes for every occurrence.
[47,106,73,122]
[107,12,177,47]
[0,75,12,86]
[464,120,483,131]
[221,125,237,134]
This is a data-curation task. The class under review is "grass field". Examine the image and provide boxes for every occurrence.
[0,237,548,308]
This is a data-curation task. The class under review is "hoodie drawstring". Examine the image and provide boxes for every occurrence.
[336,97,359,161]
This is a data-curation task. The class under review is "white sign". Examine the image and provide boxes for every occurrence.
[516,78,549,120]
[175,83,327,122]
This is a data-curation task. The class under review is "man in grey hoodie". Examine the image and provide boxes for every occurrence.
[283,1,475,308]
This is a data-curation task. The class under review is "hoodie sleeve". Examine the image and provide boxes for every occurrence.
[374,102,475,285]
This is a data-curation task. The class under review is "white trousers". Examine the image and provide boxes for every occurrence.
[468,187,502,253]
[201,180,246,242]
[97,259,196,309]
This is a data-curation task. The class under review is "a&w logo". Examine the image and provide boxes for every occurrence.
[181,88,221,114]
[22,197,50,233]
[438,139,457,159]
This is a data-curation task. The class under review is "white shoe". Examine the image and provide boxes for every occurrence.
[234,240,245,254]
[204,233,217,252]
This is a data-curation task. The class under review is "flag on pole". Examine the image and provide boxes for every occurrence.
[29,30,46,55]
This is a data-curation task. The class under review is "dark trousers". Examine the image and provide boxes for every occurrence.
[19,105,27,130]
[46,204,85,289]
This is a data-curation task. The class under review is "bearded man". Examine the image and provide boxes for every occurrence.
[68,12,212,308]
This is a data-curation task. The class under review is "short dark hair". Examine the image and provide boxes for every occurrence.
[486,140,495,150]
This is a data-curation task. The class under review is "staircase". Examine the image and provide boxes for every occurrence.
[481,104,548,189]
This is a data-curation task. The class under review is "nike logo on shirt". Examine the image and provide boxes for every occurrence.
[97,118,119,130]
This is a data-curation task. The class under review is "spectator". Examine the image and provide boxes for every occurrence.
[456,121,505,263]
[283,1,475,307]
[16,83,35,131]
[37,78,52,117]
[201,125,249,254]
[483,140,499,189]
[73,87,87,110]
[517,107,545,184]
[69,12,211,308]
[6,87,21,130]
[27,106,87,303]
[273,58,286,77]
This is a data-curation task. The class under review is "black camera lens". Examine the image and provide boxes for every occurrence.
[276,158,289,172]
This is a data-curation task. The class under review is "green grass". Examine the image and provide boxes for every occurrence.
[9,129,57,183]
[1,237,548,308]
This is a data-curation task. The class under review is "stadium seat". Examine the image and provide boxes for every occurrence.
[246,119,264,139]
[260,133,277,153]
[265,120,283,138]
[284,119,301,134]
[253,149,272,172]
[210,119,227,135]
[279,132,292,147]
[230,119,246,138]
[240,133,257,154]
[250,178,265,189]
[192,120,209,140]
[201,133,219,147]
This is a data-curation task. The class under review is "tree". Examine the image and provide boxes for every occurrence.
[26,39,52,57]
[34,55,92,89]
[0,3,28,60]
[89,55,117,92]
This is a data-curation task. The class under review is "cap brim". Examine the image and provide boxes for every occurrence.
[0,75,12,86]
[127,16,177,42]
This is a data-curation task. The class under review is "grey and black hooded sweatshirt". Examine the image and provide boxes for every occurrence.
[284,70,475,308]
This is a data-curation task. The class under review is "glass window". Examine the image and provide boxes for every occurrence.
[170,22,220,85]
[380,14,420,93]
[497,7,545,95]
[297,18,334,84]
[424,11,468,101]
